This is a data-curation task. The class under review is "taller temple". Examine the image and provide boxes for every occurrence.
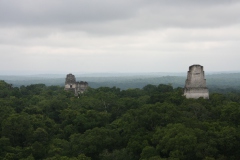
[184,65,209,99]
[64,73,88,96]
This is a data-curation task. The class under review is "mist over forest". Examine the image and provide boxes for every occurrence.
[1,72,240,93]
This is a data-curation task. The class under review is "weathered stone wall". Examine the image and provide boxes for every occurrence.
[64,73,77,90]
[65,84,76,89]
[184,65,209,99]
[184,88,209,99]
[75,81,88,95]
[65,73,76,84]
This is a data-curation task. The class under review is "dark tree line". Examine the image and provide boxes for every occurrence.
[1,80,240,160]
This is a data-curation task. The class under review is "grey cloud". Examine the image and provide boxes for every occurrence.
[1,0,240,73]
[57,2,240,36]
[0,0,142,25]
[1,0,240,31]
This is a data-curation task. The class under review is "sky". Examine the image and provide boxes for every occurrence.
[0,0,240,75]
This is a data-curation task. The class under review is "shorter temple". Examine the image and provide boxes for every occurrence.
[184,65,209,99]
[64,73,88,96]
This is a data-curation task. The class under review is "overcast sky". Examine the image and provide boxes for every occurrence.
[0,0,240,74]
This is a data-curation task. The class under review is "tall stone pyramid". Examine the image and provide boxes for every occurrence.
[184,65,209,99]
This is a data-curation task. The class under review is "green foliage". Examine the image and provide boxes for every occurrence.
[69,127,119,158]
[99,148,133,160]
[140,146,158,160]
[2,113,34,147]
[152,124,198,159]
[1,80,240,159]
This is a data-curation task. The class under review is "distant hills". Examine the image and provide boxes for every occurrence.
[1,72,240,93]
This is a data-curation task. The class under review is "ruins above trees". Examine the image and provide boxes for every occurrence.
[184,65,209,99]
[64,73,88,96]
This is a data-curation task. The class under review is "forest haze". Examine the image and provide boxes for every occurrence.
[1,72,240,93]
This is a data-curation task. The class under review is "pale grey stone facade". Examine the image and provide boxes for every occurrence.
[64,73,88,96]
[184,65,209,99]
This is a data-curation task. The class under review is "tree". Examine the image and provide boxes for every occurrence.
[2,113,33,147]
[152,124,198,159]
[140,146,158,160]
[70,127,118,158]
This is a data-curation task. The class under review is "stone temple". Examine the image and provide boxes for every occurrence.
[64,73,88,96]
[184,65,209,99]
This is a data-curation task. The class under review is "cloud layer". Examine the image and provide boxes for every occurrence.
[1,0,240,74]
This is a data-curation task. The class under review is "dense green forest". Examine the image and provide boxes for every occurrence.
[1,80,240,160]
